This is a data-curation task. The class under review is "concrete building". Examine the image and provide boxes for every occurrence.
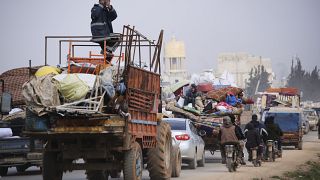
[162,37,188,84]
[216,52,274,88]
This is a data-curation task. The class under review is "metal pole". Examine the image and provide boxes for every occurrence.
[45,37,47,65]
[59,40,62,64]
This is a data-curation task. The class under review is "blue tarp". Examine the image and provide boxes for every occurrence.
[266,112,300,132]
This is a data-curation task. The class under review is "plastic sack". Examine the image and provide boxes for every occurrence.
[53,73,96,90]
[177,97,185,108]
[56,74,90,101]
[0,128,13,138]
[100,68,115,98]
[35,66,61,77]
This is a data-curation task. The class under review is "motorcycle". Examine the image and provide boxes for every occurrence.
[250,146,261,167]
[224,144,240,172]
[266,140,282,162]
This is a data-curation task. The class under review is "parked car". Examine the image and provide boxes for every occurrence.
[303,109,319,131]
[301,113,310,134]
[171,138,181,178]
[163,118,205,169]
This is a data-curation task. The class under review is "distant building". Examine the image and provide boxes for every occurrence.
[162,37,188,84]
[216,52,274,88]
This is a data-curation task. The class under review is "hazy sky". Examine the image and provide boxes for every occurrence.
[1,0,320,79]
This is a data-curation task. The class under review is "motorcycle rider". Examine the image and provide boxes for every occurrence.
[218,116,243,164]
[244,122,261,161]
[264,116,283,155]
[244,114,268,160]
[229,115,246,165]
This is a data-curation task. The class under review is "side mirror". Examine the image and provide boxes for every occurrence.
[1,92,12,115]
[198,130,206,137]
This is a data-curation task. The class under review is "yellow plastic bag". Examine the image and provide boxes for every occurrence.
[56,74,89,101]
[35,66,61,77]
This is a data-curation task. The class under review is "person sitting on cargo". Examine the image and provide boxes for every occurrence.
[218,116,243,164]
[264,116,283,153]
[91,0,117,54]
[225,92,237,107]
[183,84,199,107]
[244,122,261,161]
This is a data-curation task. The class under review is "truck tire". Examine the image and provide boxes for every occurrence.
[123,142,143,180]
[147,121,172,180]
[0,167,8,176]
[171,146,181,177]
[43,151,63,180]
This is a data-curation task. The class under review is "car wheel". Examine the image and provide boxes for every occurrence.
[188,151,197,169]
[197,150,205,167]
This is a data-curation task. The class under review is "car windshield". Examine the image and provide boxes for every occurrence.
[266,113,300,132]
[164,119,186,130]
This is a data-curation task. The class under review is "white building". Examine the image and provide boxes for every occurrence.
[162,37,188,84]
[216,52,274,88]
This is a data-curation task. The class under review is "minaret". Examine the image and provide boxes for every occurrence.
[163,36,187,84]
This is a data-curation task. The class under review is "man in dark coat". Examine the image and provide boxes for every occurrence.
[184,84,198,106]
[244,122,261,161]
[91,0,117,52]
[265,116,283,151]
[244,114,268,160]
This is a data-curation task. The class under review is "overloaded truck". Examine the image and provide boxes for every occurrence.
[24,26,173,180]
[164,86,249,155]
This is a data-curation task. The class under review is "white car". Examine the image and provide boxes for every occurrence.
[163,118,205,169]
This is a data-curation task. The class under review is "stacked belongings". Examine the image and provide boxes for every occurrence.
[165,85,253,141]
[22,65,125,132]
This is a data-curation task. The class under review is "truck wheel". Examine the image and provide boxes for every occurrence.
[0,167,8,176]
[123,142,143,180]
[147,121,172,180]
[43,151,63,180]
[171,146,181,177]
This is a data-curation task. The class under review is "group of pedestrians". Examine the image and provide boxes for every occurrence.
[219,114,283,165]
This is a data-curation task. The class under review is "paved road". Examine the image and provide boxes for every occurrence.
[1,131,319,180]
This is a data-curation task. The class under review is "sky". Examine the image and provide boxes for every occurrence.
[0,0,320,79]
